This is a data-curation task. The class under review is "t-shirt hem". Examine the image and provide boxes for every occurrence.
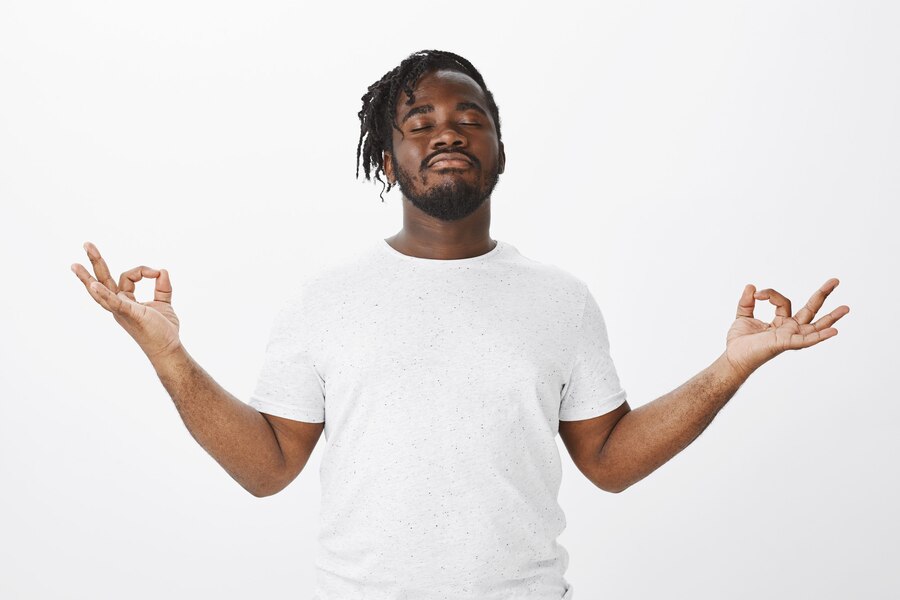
[247,397,325,423]
[558,389,627,422]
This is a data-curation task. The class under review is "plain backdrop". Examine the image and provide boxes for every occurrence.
[2,1,897,598]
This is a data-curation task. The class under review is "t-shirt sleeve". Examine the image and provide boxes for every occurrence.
[247,292,326,423]
[559,284,628,421]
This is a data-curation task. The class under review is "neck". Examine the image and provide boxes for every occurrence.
[386,197,494,260]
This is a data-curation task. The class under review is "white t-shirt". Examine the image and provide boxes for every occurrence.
[249,238,627,600]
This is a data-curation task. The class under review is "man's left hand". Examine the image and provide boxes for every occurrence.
[723,278,850,379]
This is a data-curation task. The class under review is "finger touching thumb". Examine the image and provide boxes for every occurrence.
[155,269,173,303]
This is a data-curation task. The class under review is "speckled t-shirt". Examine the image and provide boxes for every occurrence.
[248,238,627,600]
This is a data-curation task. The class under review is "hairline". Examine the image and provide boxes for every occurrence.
[387,67,500,150]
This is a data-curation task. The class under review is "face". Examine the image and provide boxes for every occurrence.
[384,69,506,222]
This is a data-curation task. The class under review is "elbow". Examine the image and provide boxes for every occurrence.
[597,480,628,494]
[592,469,630,494]
[249,487,280,498]
[591,462,629,494]
[247,479,285,498]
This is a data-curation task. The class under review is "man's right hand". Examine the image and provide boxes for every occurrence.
[71,241,182,361]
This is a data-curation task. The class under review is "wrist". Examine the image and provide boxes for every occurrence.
[717,350,756,385]
[146,339,187,371]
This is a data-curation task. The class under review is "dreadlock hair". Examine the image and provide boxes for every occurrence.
[356,49,503,201]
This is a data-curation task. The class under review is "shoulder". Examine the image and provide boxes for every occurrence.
[502,242,589,304]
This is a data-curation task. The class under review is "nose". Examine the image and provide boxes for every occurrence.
[430,122,467,150]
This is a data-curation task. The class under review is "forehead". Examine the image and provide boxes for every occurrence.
[395,69,488,116]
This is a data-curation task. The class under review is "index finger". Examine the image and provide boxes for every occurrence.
[83,241,119,293]
[118,265,161,297]
[754,287,792,318]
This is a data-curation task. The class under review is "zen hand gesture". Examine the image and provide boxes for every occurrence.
[724,278,850,379]
[71,242,181,360]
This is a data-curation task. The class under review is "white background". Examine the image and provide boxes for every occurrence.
[2,1,897,598]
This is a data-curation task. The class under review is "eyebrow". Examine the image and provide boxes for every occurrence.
[400,101,489,125]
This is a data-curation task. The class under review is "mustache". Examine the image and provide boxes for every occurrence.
[420,149,480,170]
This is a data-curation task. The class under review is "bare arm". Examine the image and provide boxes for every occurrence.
[71,242,322,497]
[149,345,302,497]
[584,279,848,493]
[591,352,744,493]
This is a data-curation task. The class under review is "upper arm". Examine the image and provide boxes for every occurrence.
[559,401,630,492]
[260,412,324,495]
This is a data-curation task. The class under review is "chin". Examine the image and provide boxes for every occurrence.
[431,165,471,172]
[429,167,476,177]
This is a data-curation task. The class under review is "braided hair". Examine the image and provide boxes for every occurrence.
[356,49,502,201]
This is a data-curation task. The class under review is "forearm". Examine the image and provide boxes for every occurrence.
[596,352,750,493]
[149,345,286,497]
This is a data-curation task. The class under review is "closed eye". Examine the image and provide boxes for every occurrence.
[410,122,481,133]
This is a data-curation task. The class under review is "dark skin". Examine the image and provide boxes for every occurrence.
[380,68,631,489]
[374,68,848,494]
[383,69,507,259]
[71,68,848,497]
[67,70,627,497]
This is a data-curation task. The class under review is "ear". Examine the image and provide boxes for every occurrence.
[383,151,397,184]
[497,141,506,175]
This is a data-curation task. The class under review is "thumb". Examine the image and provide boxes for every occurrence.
[735,284,757,319]
[154,269,173,303]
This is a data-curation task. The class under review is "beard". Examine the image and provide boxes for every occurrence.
[393,154,501,222]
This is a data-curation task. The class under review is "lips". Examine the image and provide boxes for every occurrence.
[428,153,473,168]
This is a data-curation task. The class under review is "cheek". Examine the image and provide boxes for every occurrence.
[395,145,424,173]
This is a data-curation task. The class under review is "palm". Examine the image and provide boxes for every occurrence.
[112,295,180,348]
[723,279,850,379]
[72,242,182,359]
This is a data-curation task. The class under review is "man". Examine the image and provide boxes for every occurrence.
[71,49,850,599]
